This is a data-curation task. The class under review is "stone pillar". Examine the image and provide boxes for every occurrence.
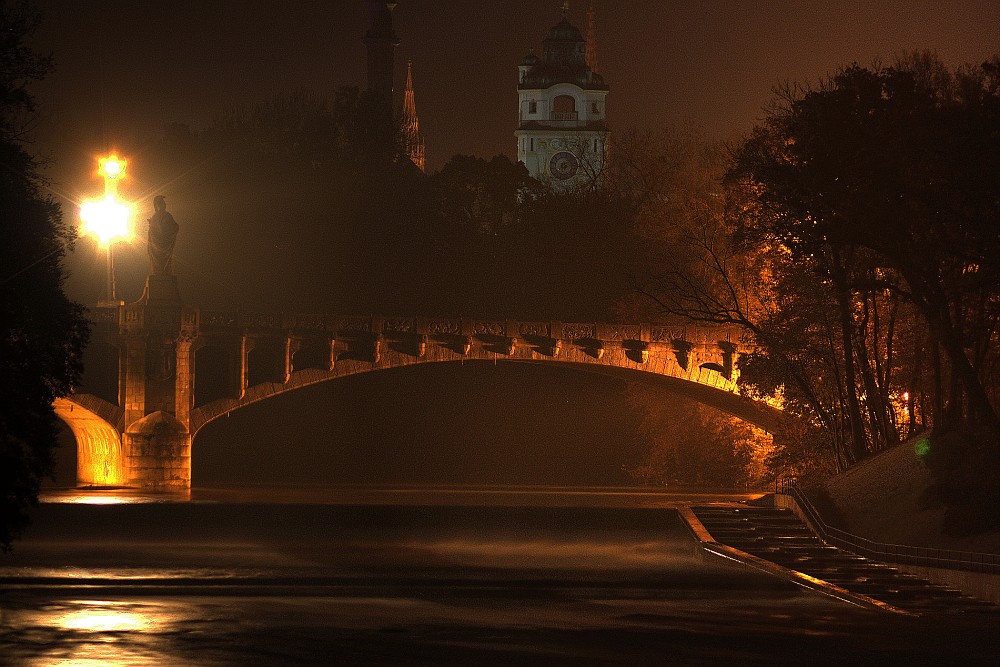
[123,410,190,489]
[115,270,199,489]
[174,332,195,426]
[283,335,300,383]
[239,335,252,398]
[122,332,148,430]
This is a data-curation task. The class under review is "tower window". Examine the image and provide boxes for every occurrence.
[553,95,576,113]
[529,100,537,114]
[592,102,599,115]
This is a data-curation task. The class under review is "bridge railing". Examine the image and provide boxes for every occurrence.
[775,478,1000,575]
[195,311,750,346]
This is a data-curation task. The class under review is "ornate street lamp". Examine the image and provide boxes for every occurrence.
[80,154,133,306]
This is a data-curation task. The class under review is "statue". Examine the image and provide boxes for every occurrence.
[147,196,179,276]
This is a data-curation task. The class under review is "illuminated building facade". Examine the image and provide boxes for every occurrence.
[516,3,609,190]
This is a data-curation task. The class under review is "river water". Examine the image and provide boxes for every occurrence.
[1,486,997,665]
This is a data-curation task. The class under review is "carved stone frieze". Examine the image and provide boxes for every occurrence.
[241,312,279,329]
[651,326,685,343]
[340,317,371,333]
[427,319,462,335]
[473,321,505,336]
[563,323,595,340]
[202,311,237,327]
[519,322,548,337]
[605,325,640,341]
[292,313,326,331]
[383,318,414,333]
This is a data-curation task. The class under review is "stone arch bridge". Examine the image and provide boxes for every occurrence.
[56,291,779,490]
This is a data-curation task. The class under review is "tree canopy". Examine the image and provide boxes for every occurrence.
[0,1,89,550]
[632,54,999,521]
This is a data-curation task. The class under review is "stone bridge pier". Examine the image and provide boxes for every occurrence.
[60,274,199,489]
[120,275,197,488]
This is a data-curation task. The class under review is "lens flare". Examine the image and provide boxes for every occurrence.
[80,195,132,247]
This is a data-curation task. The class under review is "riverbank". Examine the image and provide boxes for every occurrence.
[806,440,1000,556]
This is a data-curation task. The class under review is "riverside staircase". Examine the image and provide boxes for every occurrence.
[691,505,996,615]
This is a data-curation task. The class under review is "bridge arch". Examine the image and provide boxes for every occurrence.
[189,321,780,438]
[54,396,126,486]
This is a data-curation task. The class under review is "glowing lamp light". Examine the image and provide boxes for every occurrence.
[81,152,135,304]
[80,195,132,247]
[99,155,126,180]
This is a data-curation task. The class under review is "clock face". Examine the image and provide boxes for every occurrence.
[549,151,579,180]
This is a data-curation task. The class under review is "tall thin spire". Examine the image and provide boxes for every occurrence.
[561,1,570,18]
[401,60,425,172]
[586,1,599,74]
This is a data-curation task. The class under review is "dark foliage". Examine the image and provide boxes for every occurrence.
[0,1,89,550]
[727,55,1000,525]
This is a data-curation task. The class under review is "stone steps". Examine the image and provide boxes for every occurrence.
[691,505,997,615]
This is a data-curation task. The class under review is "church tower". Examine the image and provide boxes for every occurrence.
[401,61,426,172]
[515,2,609,190]
[363,1,400,105]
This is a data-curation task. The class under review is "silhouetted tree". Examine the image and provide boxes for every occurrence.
[0,1,89,550]
[727,55,1000,517]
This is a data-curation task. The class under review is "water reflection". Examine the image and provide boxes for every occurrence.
[6,487,996,664]
[42,488,190,505]
[58,601,154,632]
[17,599,175,667]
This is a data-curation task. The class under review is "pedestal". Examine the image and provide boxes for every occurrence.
[123,410,191,489]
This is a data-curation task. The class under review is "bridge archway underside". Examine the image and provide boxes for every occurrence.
[190,315,780,435]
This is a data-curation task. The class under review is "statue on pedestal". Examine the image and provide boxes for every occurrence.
[148,196,179,276]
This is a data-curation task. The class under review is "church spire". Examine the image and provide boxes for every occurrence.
[401,60,425,172]
[586,1,599,74]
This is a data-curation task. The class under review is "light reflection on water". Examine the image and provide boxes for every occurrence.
[58,601,154,632]
[42,489,190,505]
[13,599,177,667]
[5,486,998,665]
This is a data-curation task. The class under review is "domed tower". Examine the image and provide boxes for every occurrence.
[515,3,609,190]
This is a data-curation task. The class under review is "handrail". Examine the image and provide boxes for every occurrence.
[775,478,1000,575]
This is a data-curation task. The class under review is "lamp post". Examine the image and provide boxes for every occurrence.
[80,155,132,306]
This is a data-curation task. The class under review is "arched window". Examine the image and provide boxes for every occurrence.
[553,95,576,113]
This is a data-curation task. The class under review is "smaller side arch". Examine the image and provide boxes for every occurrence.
[54,397,125,486]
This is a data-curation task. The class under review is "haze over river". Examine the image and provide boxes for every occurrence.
[1,486,997,665]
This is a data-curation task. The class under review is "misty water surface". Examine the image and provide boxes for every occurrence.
[1,487,998,665]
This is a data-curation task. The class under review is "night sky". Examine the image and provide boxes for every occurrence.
[29,0,1000,309]
[33,0,999,174]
